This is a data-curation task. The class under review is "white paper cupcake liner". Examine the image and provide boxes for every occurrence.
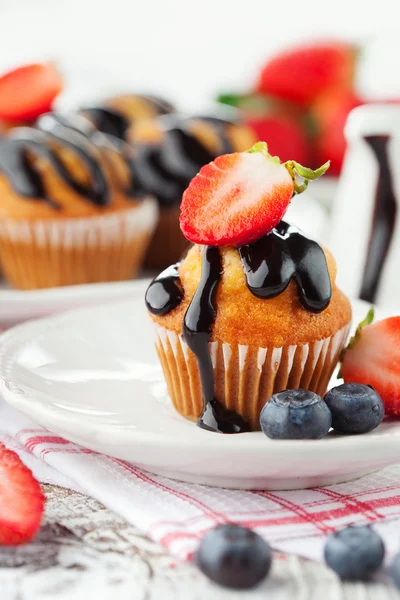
[153,323,351,430]
[0,197,158,289]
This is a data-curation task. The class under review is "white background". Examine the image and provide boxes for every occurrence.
[0,0,399,110]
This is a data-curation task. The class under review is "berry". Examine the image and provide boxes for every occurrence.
[0,443,45,544]
[389,553,400,589]
[0,63,63,121]
[259,389,332,440]
[324,525,385,580]
[324,383,384,434]
[256,42,357,107]
[341,309,400,416]
[311,89,363,175]
[180,141,329,247]
[196,524,272,589]
[217,91,311,164]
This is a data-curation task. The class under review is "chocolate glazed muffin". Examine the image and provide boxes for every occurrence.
[79,94,176,143]
[146,142,351,432]
[132,113,256,269]
[0,112,157,289]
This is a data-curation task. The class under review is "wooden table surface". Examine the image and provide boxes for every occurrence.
[0,484,398,600]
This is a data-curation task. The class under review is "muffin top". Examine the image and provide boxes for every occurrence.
[147,237,351,347]
[0,112,145,220]
[80,94,176,142]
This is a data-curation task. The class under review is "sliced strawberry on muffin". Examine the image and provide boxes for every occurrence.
[180,141,329,247]
[0,443,45,544]
[341,309,400,416]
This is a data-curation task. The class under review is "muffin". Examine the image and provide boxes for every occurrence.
[133,113,257,269]
[0,113,157,289]
[79,94,176,143]
[146,142,352,431]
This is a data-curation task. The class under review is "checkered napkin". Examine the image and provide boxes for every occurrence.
[1,399,400,562]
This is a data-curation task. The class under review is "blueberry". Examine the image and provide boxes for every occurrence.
[390,553,400,589]
[324,383,384,434]
[259,389,332,439]
[324,525,385,580]
[196,524,272,589]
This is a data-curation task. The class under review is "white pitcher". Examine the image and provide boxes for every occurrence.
[329,104,400,309]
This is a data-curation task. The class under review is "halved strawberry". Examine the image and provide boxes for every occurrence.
[0,63,63,122]
[341,309,400,416]
[179,142,329,247]
[0,443,45,544]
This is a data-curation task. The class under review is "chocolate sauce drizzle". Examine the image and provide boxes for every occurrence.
[0,110,149,207]
[145,264,183,316]
[239,221,332,313]
[134,115,239,207]
[80,107,131,141]
[146,223,332,433]
[182,247,249,433]
[80,95,175,141]
[0,117,109,207]
[360,135,397,303]
[134,128,215,206]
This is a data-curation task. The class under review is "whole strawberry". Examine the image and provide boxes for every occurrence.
[0,443,45,544]
[180,141,329,247]
[257,42,357,107]
[341,309,400,416]
[311,89,363,175]
[217,93,310,164]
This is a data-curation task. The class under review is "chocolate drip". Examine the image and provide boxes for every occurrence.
[0,119,110,207]
[135,128,215,206]
[239,222,332,313]
[38,112,141,200]
[145,264,183,316]
[138,94,176,115]
[80,107,131,141]
[134,116,237,207]
[183,247,250,433]
[360,136,397,303]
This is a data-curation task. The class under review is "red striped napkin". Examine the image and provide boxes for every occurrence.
[1,400,400,562]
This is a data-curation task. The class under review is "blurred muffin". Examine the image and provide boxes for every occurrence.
[0,113,157,289]
[79,94,176,142]
[133,113,256,268]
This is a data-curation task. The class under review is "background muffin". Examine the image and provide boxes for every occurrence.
[0,112,157,289]
[79,94,176,143]
[133,112,256,268]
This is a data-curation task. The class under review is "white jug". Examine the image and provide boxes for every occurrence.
[329,104,400,309]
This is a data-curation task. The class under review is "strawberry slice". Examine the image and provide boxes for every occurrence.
[0,63,63,121]
[341,309,400,416]
[180,141,329,247]
[0,443,44,544]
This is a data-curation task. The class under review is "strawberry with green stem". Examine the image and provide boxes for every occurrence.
[180,141,329,247]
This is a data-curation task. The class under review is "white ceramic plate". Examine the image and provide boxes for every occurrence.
[0,289,398,490]
[0,280,150,327]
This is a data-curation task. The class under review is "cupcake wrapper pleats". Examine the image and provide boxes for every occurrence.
[153,323,351,430]
[0,198,158,289]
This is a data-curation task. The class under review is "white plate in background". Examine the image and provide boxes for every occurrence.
[0,279,149,327]
[0,290,397,491]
